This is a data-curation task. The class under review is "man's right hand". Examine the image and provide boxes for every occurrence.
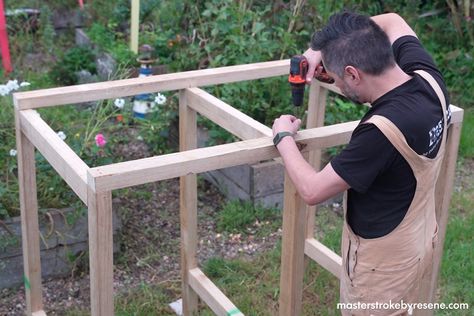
[302,48,322,84]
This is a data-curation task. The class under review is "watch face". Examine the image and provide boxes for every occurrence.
[273,134,280,146]
[274,132,292,146]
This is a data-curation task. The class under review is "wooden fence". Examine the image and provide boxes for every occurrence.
[13,60,463,316]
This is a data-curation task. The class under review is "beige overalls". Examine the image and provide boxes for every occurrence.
[340,70,448,316]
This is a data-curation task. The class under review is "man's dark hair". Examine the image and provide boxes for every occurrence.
[311,11,395,77]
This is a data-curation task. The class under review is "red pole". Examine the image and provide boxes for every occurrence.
[78,0,84,9]
[0,0,12,74]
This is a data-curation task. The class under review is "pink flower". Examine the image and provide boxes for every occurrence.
[95,133,107,148]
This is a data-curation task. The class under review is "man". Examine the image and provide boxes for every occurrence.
[272,12,450,315]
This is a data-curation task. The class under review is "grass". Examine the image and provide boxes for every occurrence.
[199,206,342,316]
[216,200,282,236]
[437,164,474,315]
[66,281,181,316]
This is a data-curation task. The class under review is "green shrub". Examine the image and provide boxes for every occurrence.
[49,46,97,85]
[87,23,135,67]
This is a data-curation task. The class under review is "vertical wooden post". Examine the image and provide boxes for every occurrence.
[431,121,463,300]
[15,109,43,315]
[418,120,463,314]
[179,89,199,315]
[305,83,328,238]
[279,172,307,316]
[87,174,114,316]
[130,0,140,54]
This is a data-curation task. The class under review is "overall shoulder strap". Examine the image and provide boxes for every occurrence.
[413,70,446,112]
[364,70,449,169]
[413,70,448,140]
[364,115,425,170]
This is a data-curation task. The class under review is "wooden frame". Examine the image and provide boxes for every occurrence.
[13,59,463,316]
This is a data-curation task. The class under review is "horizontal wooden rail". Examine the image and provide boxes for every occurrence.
[88,120,359,191]
[20,110,89,203]
[31,311,47,316]
[304,238,342,279]
[188,268,244,316]
[186,87,272,139]
[13,60,289,110]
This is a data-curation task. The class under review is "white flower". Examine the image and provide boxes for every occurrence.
[114,98,125,109]
[0,85,9,96]
[20,81,31,87]
[57,131,67,140]
[9,149,17,157]
[6,80,19,92]
[154,93,166,105]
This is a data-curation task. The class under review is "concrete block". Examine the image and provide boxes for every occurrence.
[252,160,284,197]
[202,160,286,209]
[0,208,121,289]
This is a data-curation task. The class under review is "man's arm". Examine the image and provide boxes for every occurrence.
[370,13,417,44]
[272,115,350,205]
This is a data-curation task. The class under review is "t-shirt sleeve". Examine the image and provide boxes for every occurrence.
[330,123,397,193]
[392,35,441,76]
[392,35,450,121]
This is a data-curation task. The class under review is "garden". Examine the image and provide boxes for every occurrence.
[0,0,473,315]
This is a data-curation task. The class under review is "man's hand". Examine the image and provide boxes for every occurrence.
[302,48,323,84]
[271,114,349,205]
[272,114,301,136]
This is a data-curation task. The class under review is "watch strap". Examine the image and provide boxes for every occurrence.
[273,131,294,146]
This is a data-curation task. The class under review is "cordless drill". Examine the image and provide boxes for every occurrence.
[288,55,334,107]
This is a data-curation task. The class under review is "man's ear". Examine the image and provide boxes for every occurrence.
[344,66,361,83]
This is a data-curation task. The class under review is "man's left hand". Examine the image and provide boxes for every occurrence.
[272,114,301,136]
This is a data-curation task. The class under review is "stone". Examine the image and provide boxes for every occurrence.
[75,70,99,85]
[75,28,92,47]
[96,53,117,81]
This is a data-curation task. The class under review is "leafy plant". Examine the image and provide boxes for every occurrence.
[325,96,367,126]
[49,46,97,85]
[135,98,178,155]
[87,23,135,67]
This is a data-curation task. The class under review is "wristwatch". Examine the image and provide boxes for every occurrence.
[273,131,294,147]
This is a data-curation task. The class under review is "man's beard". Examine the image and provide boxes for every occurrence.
[342,82,362,105]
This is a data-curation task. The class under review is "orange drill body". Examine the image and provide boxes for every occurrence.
[288,55,334,107]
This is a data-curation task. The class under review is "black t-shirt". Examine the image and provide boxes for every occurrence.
[331,36,451,238]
